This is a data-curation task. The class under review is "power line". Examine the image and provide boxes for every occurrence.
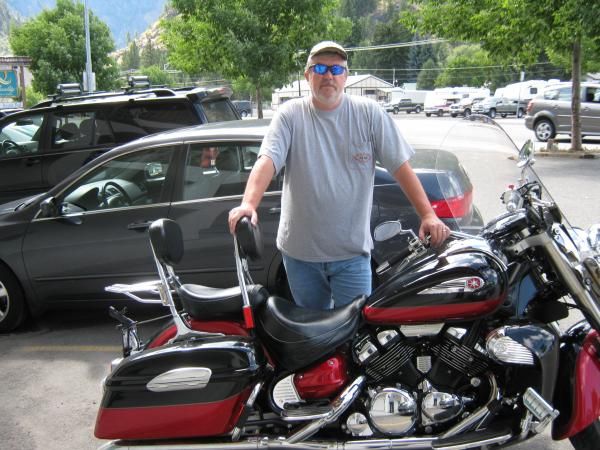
[345,39,447,52]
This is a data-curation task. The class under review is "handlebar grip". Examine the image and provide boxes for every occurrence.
[376,245,414,276]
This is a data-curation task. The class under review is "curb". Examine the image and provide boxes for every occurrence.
[535,151,598,159]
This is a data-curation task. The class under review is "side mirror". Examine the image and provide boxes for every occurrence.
[39,197,58,218]
[517,140,535,168]
[374,220,415,242]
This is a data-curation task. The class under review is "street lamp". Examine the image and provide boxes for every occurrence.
[83,0,94,92]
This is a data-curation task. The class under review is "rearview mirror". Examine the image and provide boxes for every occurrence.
[517,140,535,168]
[145,162,164,179]
[374,221,406,242]
[39,197,58,218]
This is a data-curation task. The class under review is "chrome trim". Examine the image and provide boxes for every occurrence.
[147,367,212,392]
[272,375,302,410]
[486,328,535,366]
[417,277,485,295]
[286,376,366,444]
[33,201,171,222]
[400,323,444,337]
[171,190,281,206]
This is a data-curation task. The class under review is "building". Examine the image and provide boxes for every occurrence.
[0,56,33,109]
[271,74,393,109]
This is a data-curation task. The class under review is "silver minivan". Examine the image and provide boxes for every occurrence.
[524,82,600,141]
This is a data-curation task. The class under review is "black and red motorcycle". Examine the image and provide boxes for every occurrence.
[95,117,600,450]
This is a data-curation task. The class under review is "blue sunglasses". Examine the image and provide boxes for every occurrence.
[309,64,347,76]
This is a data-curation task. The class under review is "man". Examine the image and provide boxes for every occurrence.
[228,41,450,310]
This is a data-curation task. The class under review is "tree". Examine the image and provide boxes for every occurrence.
[403,0,600,151]
[9,0,118,95]
[161,0,352,118]
[121,34,141,71]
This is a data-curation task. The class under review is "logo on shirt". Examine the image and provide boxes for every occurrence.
[352,152,372,164]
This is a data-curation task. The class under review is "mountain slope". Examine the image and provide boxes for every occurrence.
[6,0,166,49]
[0,0,22,55]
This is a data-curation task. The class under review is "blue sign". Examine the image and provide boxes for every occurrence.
[0,70,19,98]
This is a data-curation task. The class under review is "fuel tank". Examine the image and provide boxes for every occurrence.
[365,237,508,324]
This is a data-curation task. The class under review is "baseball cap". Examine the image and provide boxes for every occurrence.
[308,41,347,61]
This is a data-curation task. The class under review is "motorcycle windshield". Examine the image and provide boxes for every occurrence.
[432,115,573,235]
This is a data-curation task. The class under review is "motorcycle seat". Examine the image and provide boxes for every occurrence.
[177,283,268,321]
[257,295,367,372]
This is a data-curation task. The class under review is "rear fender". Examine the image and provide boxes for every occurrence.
[553,327,600,439]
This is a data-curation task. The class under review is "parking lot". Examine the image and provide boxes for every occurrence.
[1,114,598,450]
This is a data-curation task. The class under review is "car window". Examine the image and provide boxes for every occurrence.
[182,143,276,201]
[196,99,239,122]
[545,86,571,101]
[50,110,111,149]
[0,113,45,159]
[583,87,600,103]
[108,103,198,143]
[60,145,175,213]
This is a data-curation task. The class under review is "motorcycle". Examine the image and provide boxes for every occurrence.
[94,116,600,450]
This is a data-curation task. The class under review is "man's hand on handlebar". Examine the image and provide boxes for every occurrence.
[228,204,258,235]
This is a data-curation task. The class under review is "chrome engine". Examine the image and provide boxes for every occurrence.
[348,325,500,436]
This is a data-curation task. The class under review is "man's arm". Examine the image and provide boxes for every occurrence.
[228,155,276,234]
[393,161,450,247]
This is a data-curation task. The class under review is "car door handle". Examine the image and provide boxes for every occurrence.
[127,220,154,231]
[25,158,41,166]
[268,207,281,214]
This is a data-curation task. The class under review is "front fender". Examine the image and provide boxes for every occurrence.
[553,327,600,439]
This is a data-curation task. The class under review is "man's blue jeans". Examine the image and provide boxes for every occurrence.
[282,254,372,310]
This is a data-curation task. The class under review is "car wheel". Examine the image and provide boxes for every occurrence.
[0,265,27,332]
[534,119,556,142]
[437,110,443,117]
[488,108,496,119]
[517,108,524,118]
[451,113,458,118]
[425,113,431,117]
[393,108,399,114]
[414,106,421,113]
[463,108,471,117]
[240,110,248,118]
[500,113,507,118]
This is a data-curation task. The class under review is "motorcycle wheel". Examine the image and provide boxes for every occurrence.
[0,265,27,332]
[570,419,600,450]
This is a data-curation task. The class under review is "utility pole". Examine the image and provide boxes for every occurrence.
[84,0,94,92]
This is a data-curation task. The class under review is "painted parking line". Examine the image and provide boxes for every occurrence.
[20,345,121,352]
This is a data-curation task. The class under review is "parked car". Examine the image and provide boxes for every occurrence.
[383,98,422,114]
[449,96,487,117]
[473,97,529,119]
[0,108,23,118]
[0,119,483,332]
[232,100,253,117]
[525,82,600,141]
[0,81,240,204]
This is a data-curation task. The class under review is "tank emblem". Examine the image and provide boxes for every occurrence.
[418,276,485,295]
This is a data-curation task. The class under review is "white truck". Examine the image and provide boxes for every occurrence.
[384,88,429,113]
[424,87,489,117]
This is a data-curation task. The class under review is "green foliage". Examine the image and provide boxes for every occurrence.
[416,58,437,90]
[434,44,501,89]
[161,0,352,116]
[350,10,413,83]
[24,85,45,108]
[140,39,167,69]
[138,65,176,87]
[402,0,600,74]
[9,0,119,95]
[121,37,141,70]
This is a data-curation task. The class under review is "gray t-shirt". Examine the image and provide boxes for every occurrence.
[259,94,414,262]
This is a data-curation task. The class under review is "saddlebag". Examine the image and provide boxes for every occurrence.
[95,335,264,440]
